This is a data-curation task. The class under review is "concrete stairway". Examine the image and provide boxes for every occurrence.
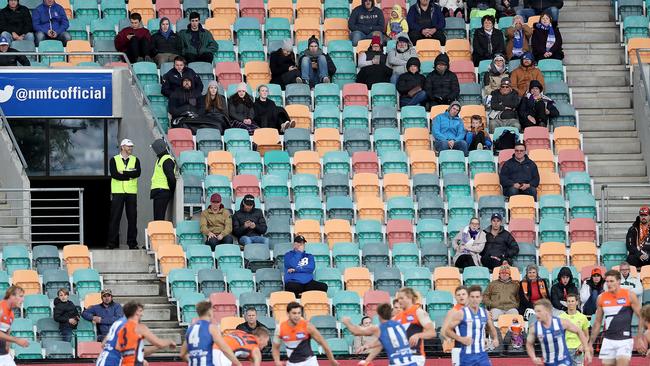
[560,0,650,241]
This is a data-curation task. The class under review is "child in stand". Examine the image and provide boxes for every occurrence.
[386,5,408,40]
[465,115,492,151]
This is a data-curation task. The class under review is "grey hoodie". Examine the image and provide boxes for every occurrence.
[387,35,418,75]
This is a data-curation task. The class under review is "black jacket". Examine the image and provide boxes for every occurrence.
[269,48,298,86]
[232,200,267,238]
[0,3,33,35]
[0,47,30,66]
[531,23,564,61]
[235,321,267,333]
[424,53,460,103]
[517,93,559,128]
[481,226,519,263]
[626,216,650,260]
[472,28,506,66]
[151,31,180,56]
[253,98,281,131]
[53,298,79,330]
[550,266,578,312]
[499,154,540,188]
[397,60,426,97]
[489,88,520,119]
[168,87,204,119]
[161,66,203,98]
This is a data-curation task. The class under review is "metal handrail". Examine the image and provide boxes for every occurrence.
[0,107,26,168]
[600,183,650,242]
[636,49,650,105]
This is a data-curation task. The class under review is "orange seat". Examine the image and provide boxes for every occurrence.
[323,18,349,44]
[538,171,562,197]
[301,290,330,319]
[205,18,233,41]
[83,293,102,308]
[641,265,650,289]
[508,218,535,244]
[538,242,567,272]
[146,220,176,252]
[553,126,581,153]
[244,61,271,90]
[415,39,441,62]
[294,17,320,43]
[66,40,93,65]
[450,60,476,83]
[352,173,380,201]
[403,128,431,155]
[429,105,449,120]
[157,244,185,277]
[49,62,75,67]
[294,219,322,242]
[214,62,242,88]
[314,128,341,157]
[523,126,551,151]
[77,342,103,358]
[628,38,650,65]
[252,128,281,157]
[285,104,312,130]
[58,0,72,18]
[569,241,598,272]
[127,0,155,24]
[383,173,410,200]
[208,151,235,179]
[527,15,541,28]
[569,218,597,243]
[344,267,372,297]
[409,150,437,175]
[342,83,369,107]
[474,172,501,199]
[558,149,586,177]
[357,197,385,222]
[445,39,472,62]
[433,266,461,293]
[528,149,556,173]
[269,291,297,321]
[508,195,536,220]
[459,105,487,130]
[324,219,353,248]
[355,39,371,57]
[268,0,294,21]
[613,265,638,278]
[220,316,245,333]
[211,0,238,24]
[491,266,521,281]
[62,244,92,275]
[352,152,379,174]
[293,151,321,177]
[363,290,391,318]
[232,174,261,197]
[12,270,40,295]
[386,219,414,247]
[296,0,322,20]
[497,314,524,337]
[209,292,238,321]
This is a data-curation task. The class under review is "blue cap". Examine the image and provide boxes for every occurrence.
[0,37,8,46]
[491,213,503,221]
[522,52,533,61]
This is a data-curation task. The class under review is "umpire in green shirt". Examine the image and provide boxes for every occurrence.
[108,138,141,249]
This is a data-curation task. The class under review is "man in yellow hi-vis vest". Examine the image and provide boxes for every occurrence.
[150,138,177,220]
[108,138,141,249]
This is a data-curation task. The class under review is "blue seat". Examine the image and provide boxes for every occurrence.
[323,153,351,178]
[197,269,226,296]
[285,83,312,106]
[255,268,284,297]
[243,245,273,272]
[2,245,31,275]
[326,196,354,222]
[167,268,198,299]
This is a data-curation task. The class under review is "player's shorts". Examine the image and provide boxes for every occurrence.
[451,347,461,366]
[95,351,121,366]
[598,338,633,361]
[411,355,425,366]
[287,356,319,366]
[0,354,16,366]
[459,352,491,366]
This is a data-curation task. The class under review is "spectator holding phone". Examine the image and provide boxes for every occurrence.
[31,0,70,46]
[115,12,151,63]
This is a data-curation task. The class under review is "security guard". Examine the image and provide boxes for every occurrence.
[150,138,176,221]
[108,138,141,249]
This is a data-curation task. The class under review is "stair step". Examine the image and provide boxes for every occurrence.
[91,249,154,273]
[559,21,618,30]
[578,117,635,131]
[583,137,641,154]
[559,8,613,22]
[577,108,633,116]
[567,71,629,87]
[102,273,160,281]
[587,153,643,161]
[588,160,647,177]
[142,320,180,329]
[102,281,162,297]
[582,130,638,138]
[593,176,649,185]
[564,51,623,65]
[141,303,175,321]
[572,90,632,109]
[113,295,173,304]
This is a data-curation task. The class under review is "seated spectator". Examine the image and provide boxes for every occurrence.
[161,56,203,98]
[517,264,549,315]
[484,265,520,319]
[487,78,521,132]
[0,36,29,66]
[558,293,590,366]
[270,40,301,89]
[452,217,486,269]
[481,213,519,270]
[506,16,533,61]
[200,193,234,250]
[424,53,460,107]
[391,298,402,317]
[150,17,180,67]
[232,194,269,248]
[201,80,230,133]
[517,79,558,130]
[472,15,505,67]
[386,5,408,40]
[626,206,650,269]
[465,114,492,151]
[387,33,417,84]
[32,0,70,46]
[348,0,384,46]
[299,36,336,87]
[614,261,643,297]
[253,84,294,134]
[550,266,578,314]
[114,13,151,64]
[228,82,259,135]
[482,54,509,97]
[284,235,328,298]
[352,317,378,354]
[579,267,604,316]
[53,288,79,342]
[0,0,34,45]
[236,308,267,333]
[509,53,544,97]
[467,0,496,18]
[517,1,561,23]
[168,76,204,128]
[531,13,563,61]
[177,12,217,63]
[439,0,464,17]
[397,57,427,107]
[81,289,123,341]
[499,142,540,199]
[406,0,446,45]
[356,35,393,88]
[432,101,468,156]
[496,0,522,17]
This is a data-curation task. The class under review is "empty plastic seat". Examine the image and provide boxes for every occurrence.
[413,174,441,198]
[539,217,567,244]
[448,196,476,221]
[539,194,566,221]
[403,266,433,294]
[342,83,369,107]
[444,173,471,201]
[415,218,444,245]
[42,269,70,299]
[529,149,556,174]
[2,245,30,275]
[433,266,462,292]
[324,220,353,248]
[168,128,195,155]
[387,197,416,221]
[198,269,226,296]
[601,241,628,269]
[32,245,60,275]
[23,294,51,321]
[371,83,397,108]
[269,291,296,322]
[332,290,361,318]
[344,267,372,297]
[371,106,399,130]
[463,266,491,289]
[285,104,312,130]
[538,171,562,198]
[524,126,551,151]
[325,196,354,222]
[508,218,536,244]
[474,172,502,200]
[324,0,350,18]
[342,106,369,130]
[392,242,420,271]
[558,149,586,176]
[403,128,431,155]
[438,150,466,177]
[355,220,384,248]
[357,197,386,223]
[468,150,496,178]
[416,39,441,61]
[215,62,242,88]
[539,242,567,272]
[553,127,581,154]
[451,60,476,84]
[383,173,410,200]
[569,192,597,220]
[508,194,536,220]
[283,128,311,157]
[408,149,437,176]
[156,245,185,277]
[363,290,390,318]
[386,220,414,247]
[62,244,92,276]
[72,268,102,299]
[352,151,379,175]
[374,128,402,157]
[232,174,261,198]
[538,59,565,82]
[417,193,445,220]
[213,244,243,271]
[224,268,254,297]
[569,218,597,244]
[564,171,592,198]
[570,241,598,271]
[166,268,197,299]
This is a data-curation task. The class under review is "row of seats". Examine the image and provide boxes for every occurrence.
[2,244,92,276]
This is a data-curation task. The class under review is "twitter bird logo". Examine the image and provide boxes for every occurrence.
[0,85,14,103]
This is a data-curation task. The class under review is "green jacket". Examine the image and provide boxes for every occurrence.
[177,24,218,57]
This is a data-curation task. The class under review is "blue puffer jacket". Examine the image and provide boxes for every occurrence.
[32,1,69,35]
[432,111,465,142]
[81,301,124,340]
[284,249,316,285]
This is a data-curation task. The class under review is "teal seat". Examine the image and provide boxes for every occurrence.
[417,193,445,220]
[204,175,232,203]
[447,217,467,245]
[426,289,453,310]
[459,82,483,105]
[444,173,471,201]
[332,59,357,88]
[11,40,37,62]
[564,171,592,198]
[291,174,320,199]
[224,268,255,297]
[262,174,289,199]
[545,81,571,104]
[508,59,521,70]
[243,245,273,272]
[373,266,402,294]
[362,243,389,272]
[326,195,354,222]
[224,128,252,152]
[37,318,61,341]
[146,18,161,34]
[371,106,398,130]
[215,40,237,63]
[167,268,197,299]
[420,60,434,77]
[265,197,292,222]
[601,241,627,269]
[238,38,265,65]
[332,243,360,270]
[403,266,432,294]
[132,61,159,87]
[618,0,644,20]
[74,318,95,342]
[538,59,564,82]
[421,241,449,270]
[234,17,262,41]
[265,217,292,243]
[387,196,416,221]
[286,83,312,106]
[513,242,537,271]
[143,83,168,109]
[73,268,102,299]
[380,151,409,175]
[100,0,127,19]
[197,269,226,295]
[400,106,428,130]
[539,194,567,220]
[478,195,506,226]
[311,315,338,339]
[235,151,263,179]
[569,192,597,220]
[323,152,350,176]
[498,16,514,29]
[183,0,210,19]
[305,242,331,269]
[315,268,343,296]
[186,246,214,270]
[374,128,401,156]
[469,149,496,177]
[469,17,482,39]
[42,269,71,299]
[332,290,360,318]
[90,18,118,43]
[11,318,36,341]
[151,104,170,132]
[44,340,74,359]
[324,0,350,18]
[183,174,203,205]
[295,196,324,223]
[493,126,521,143]
[327,338,350,355]
[24,294,52,322]
[264,150,291,177]
[38,40,65,64]
[552,102,577,128]
[445,16,467,39]
[196,128,222,155]
[344,128,371,155]
[413,173,441,197]
[314,106,341,129]
[448,195,475,221]
[255,268,284,297]
[462,266,491,290]
[265,17,292,42]
[371,83,397,108]
[0,271,10,294]
[314,83,341,108]
[188,61,215,86]
[215,244,243,270]
[623,16,649,42]
[438,150,466,177]
[2,245,30,275]
[284,128,311,156]
[342,106,369,130]
[356,220,384,248]
[178,291,206,324]
[13,341,43,360]
[392,242,420,271]
[416,219,444,245]
[327,40,355,63]
[179,150,206,178]
[68,18,89,40]
[477,59,491,79]
[239,292,269,315]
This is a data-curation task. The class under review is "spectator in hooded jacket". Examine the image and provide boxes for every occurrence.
[487,77,520,132]
[284,235,328,298]
[627,206,650,268]
[299,36,337,87]
[505,16,532,60]
[356,35,393,88]
[150,17,180,67]
[406,0,446,45]
[550,266,578,313]
[269,39,301,89]
[161,56,203,98]
[81,289,123,341]
[517,0,562,23]
[386,5,408,40]
[484,265,521,319]
[517,79,558,130]
[472,15,505,66]
[348,0,385,46]
[482,53,509,97]
[579,267,604,316]
[387,33,418,84]
[481,213,519,270]
[0,36,29,66]
[232,194,269,248]
[499,142,540,199]
[168,76,204,121]
[114,13,151,63]
[53,288,79,342]
[432,101,468,156]
[0,0,34,45]
[517,264,550,315]
[531,13,563,61]
[31,0,70,46]
[424,53,460,107]
[228,82,258,135]
[509,52,544,96]
[177,12,217,63]
[200,193,234,250]
[397,57,427,107]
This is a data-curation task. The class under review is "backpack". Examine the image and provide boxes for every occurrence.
[494,130,518,151]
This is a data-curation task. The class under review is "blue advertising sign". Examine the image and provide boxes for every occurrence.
[0,70,113,117]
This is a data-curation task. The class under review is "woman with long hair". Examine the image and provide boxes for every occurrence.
[393,287,437,366]
[202,80,229,133]
[228,82,258,135]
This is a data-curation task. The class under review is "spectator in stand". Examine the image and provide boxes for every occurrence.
[612,261,643,297]
[0,36,29,66]
[150,138,176,221]
[439,0,464,17]
[168,76,204,124]
[509,52,544,96]
[472,15,505,67]
[348,0,385,46]
[299,36,336,87]
[406,0,446,45]
[482,54,509,97]
[200,193,234,250]
[467,0,496,13]
[517,79,558,130]
[0,0,34,45]
[114,13,151,63]
[352,317,378,354]
[465,115,492,151]
[386,5,408,40]
[550,266,578,314]
[269,40,301,89]
[481,213,519,270]
[517,264,549,315]
[177,12,217,63]
[499,142,540,199]
[505,16,533,61]
[356,35,393,88]
[558,293,590,366]
[517,0,562,23]
[432,101,468,156]
[397,57,427,107]
[387,33,418,84]
[487,77,521,132]
[228,82,258,135]
[31,0,70,46]
[484,264,521,319]
[579,267,604,316]
[161,56,203,98]
[107,138,141,250]
[236,308,267,333]
[284,235,328,298]
[424,53,460,107]
[253,84,294,134]
[232,194,269,248]
[53,288,79,342]
[81,289,123,342]
[497,0,523,17]
[451,217,486,269]
[626,206,650,268]
[202,80,230,134]
[531,13,563,61]
[391,298,402,317]
[150,17,180,67]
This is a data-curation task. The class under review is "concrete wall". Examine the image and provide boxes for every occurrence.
[634,66,650,172]
[0,118,30,241]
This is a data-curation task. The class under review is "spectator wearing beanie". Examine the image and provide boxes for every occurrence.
[356,35,393,88]
[406,0,446,45]
[484,265,520,319]
[270,39,302,89]
[348,0,385,46]
[517,79,558,130]
[387,33,418,84]
[397,57,427,107]
[299,36,336,87]
[424,53,460,107]
[202,80,230,133]
[386,4,408,40]
[486,77,521,132]
[200,193,234,250]
[228,82,258,135]
[482,53,509,97]
[509,52,544,96]
[0,36,29,66]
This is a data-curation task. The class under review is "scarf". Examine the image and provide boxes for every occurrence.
[489,61,506,75]
[468,228,479,240]
[513,28,524,56]
[484,28,494,55]
[536,22,555,51]
[159,17,173,39]
[305,47,323,58]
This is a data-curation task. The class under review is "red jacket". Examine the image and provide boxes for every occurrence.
[114,27,152,53]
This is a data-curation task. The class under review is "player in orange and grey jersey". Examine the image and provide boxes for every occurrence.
[0,286,29,366]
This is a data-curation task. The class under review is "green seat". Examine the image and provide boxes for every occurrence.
[374,128,401,156]
[151,104,170,132]
[233,16,261,40]
[564,171,592,198]
[478,195,506,226]
[327,338,350,355]
[133,61,159,87]
[413,173,441,197]
[373,266,402,294]
[400,106,428,130]
[235,151,263,179]
[183,174,203,205]
[416,219,444,245]
[291,174,320,199]
[305,242,331,269]
[11,318,36,341]
[42,269,71,299]
[315,267,343,296]
[342,106,369,130]
[420,60,434,77]
[12,40,37,62]
[73,317,95,342]
[326,196,354,222]
[469,17,482,39]
[37,318,63,342]
[265,17,291,42]
[204,175,232,203]
[445,16,467,39]
[215,244,243,270]
[623,16,649,42]
[265,198,292,222]
[371,106,398,130]
[184,0,210,20]
[618,0,644,20]
[362,243,389,272]
[264,150,291,177]
[459,82,483,105]
[265,217,292,244]
[294,196,324,223]
[197,269,226,296]
[179,150,206,178]
[178,291,206,324]
[513,242,537,271]
[448,195,475,221]
[255,268,284,297]
[332,243,360,270]
[381,151,409,175]
[225,268,255,297]
[188,61,215,86]
[324,0,350,18]
[498,16,514,29]
[387,196,416,221]
[314,83,341,108]
[552,102,577,128]
[314,106,341,129]
[332,290,360,318]
[477,59,491,80]
[286,83,312,106]
[468,149,495,178]
[44,340,74,359]
[90,19,118,44]
[417,193,445,220]
[332,59,357,88]
[444,173,471,201]
[196,128,222,155]
[344,128,371,155]
[311,315,338,339]
[143,83,168,109]
[403,266,432,294]
[186,246,215,270]
[462,266,491,290]
[426,289,453,310]
[24,294,52,322]
[356,220,384,248]
[238,38,265,65]
[438,150,466,177]
[224,128,252,152]
[38,40,65,64]
[2,245,30,275]
[68,18,89,40]
[539,194,567,220]
[239,292,268,316]
[167,268,197,299]
[243,245,273,272]
[327,40,354,63]
[13,341,43,360]
[538,59,564,82]
[215,40,236,63]
[323,152,350,176]
[371,83,397,108]
[392,242,420,271]
[262,174,289,199]
[0,271,9,294]
[283,128,311,156]
[100,0,127,19]
[508,58,521,70]
[569,192,597,220]
[601,241,627,269]
[493,126,521,143]
[447,217,466,245]
[545,81,571,104]
[421,241,448,270]
[73,268,102,299]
